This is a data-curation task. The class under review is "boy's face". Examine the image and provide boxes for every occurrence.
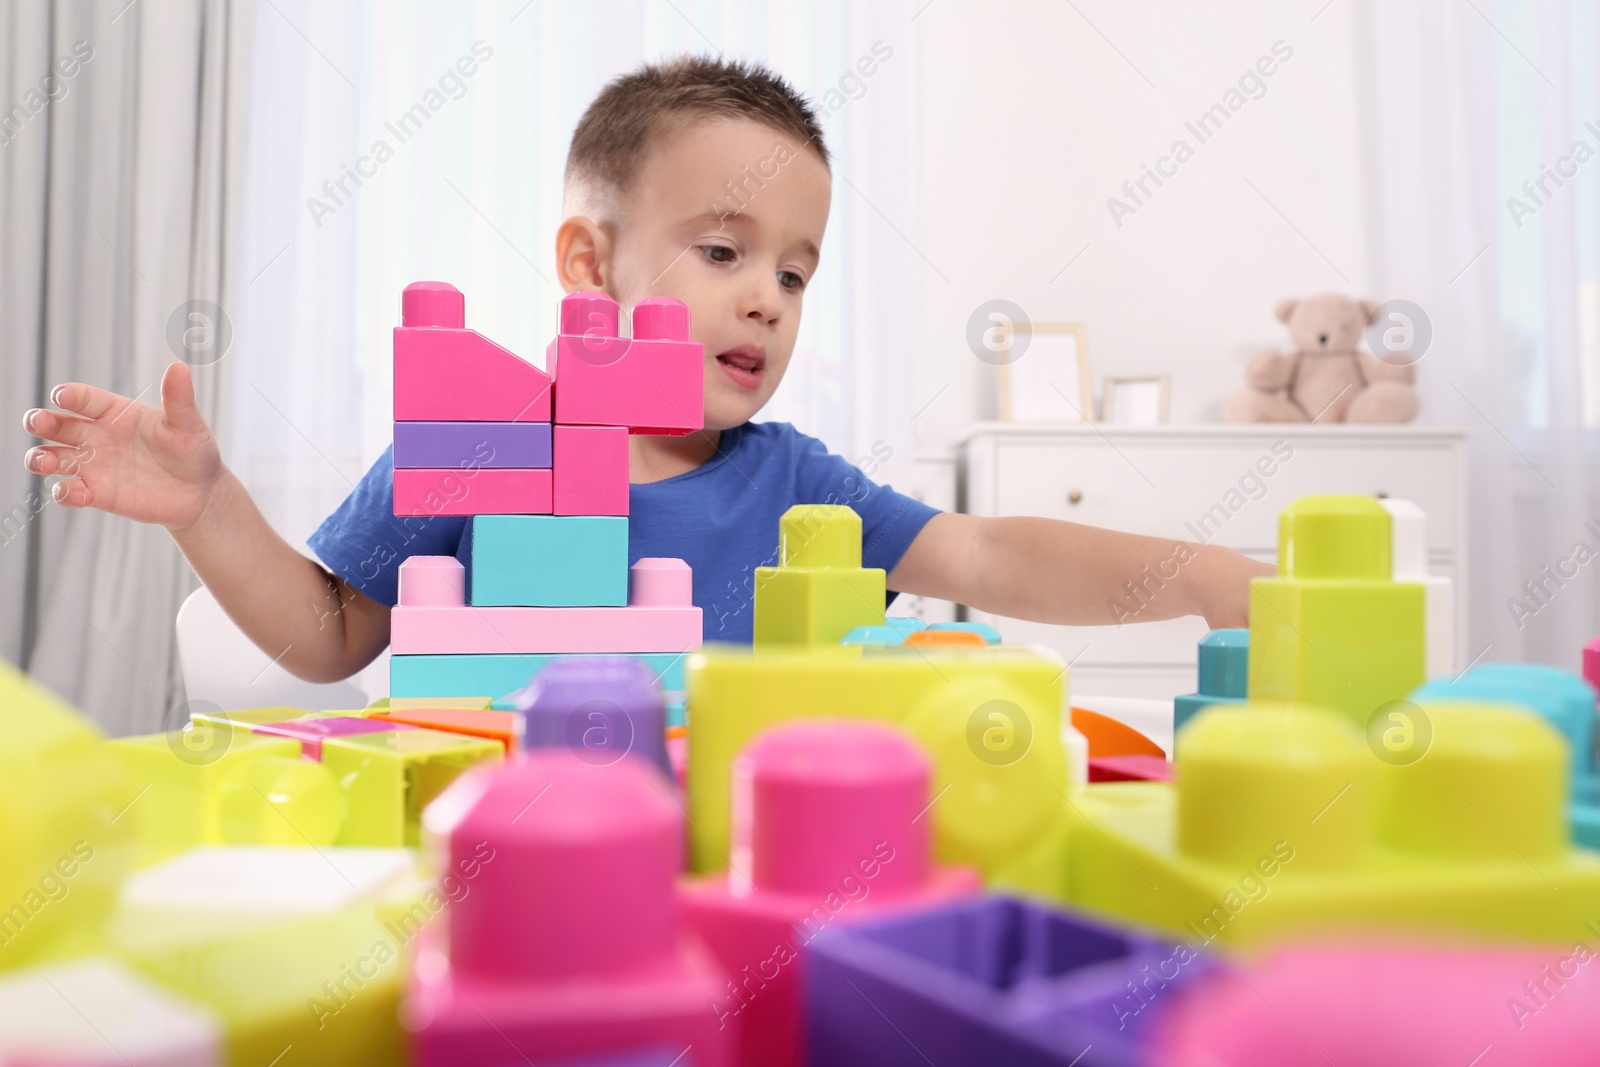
[605,119,832,432]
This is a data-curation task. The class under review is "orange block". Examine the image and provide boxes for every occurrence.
[367,706,523,752]
[1070,707,1164,758]
[902,629,988,649]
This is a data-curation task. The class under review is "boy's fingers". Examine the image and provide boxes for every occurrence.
[50,382,128,421]
[49,477,93,508]
[23,408,90,446]
[24,445,93,477]
[159,362,208,434]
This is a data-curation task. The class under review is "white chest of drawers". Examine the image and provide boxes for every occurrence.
[956,423,1472,700]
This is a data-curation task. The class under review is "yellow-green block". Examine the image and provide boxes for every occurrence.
[112,903,404,1066]
[321,728,502,848]
[753,505,887,646]
[1249,496,1425,725]
[105,731,345,867]
[686,644,1067,877]
[0,661,133,970]
[1056,701,1600,951]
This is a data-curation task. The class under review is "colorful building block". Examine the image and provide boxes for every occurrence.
[841,625,907,647]
[1381,498,1455,677]
[368,707,524,752]
[1586,634,1600,693]
[393,420,552,469]
[115,846,415,924]
[546,291,704,435]
[104,731,345,866]
[394,281,551,422]
[391,605,701,656]
[1173,628,1249,737]
[517,657,669,778]
[927,621,1003,644]
[390,651,688,699]
[0,661,132,970]
[399,555,466,606]
[187,705,340,728]
[753,506,887,646]
[685,645,1067,876]
[1070,707,1165,758]
[1051,701,1600,949]
[320,727,503,848]
[884,617,926,637]
[903,628,988,649]
[629,557,693,606]
[1249,496,1426,725]
[1088,754,1174,783]
[404,755,732,1066]
[379,696,493,710]
[554,424,629,516]
[393,466,552,517]
[0,956,223,1066]
[681,721,980,1067]
[806,896,1212,1067]
[470,515,628,606]
[1156,945,1600,1066]
[245,715,414,760]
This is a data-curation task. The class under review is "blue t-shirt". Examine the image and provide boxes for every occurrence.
[307,422,940,644]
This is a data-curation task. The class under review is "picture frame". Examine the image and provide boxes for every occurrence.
[1100,375,1171,425]
[996,323,1093,423]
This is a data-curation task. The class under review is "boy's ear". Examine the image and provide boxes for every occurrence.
[556,216,612,293]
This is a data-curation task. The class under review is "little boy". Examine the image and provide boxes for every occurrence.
[21,56,1268,684]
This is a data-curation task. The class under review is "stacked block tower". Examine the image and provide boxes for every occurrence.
[389,282,705,718]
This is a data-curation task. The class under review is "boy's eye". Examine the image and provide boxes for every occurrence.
[779,270,805,291]
[701,245,736,264]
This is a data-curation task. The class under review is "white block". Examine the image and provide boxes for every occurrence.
[1382,498,1456,677]
[117,846,415,920]
[0,956,221,1066]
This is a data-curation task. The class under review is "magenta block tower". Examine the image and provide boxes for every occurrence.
[680,720,980,1067]
[389,285,704,713]
[404,755,733,1066]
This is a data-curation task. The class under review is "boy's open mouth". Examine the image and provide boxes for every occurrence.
[715,344,766,390]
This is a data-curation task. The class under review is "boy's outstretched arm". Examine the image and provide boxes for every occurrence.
[888,513,1273,630]
[22,362,390,684]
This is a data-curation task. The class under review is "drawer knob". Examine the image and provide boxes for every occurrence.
[1375,491,1389,499]
[1067,490,1083,505]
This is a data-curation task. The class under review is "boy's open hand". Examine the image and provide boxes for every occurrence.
[22,361,223,531]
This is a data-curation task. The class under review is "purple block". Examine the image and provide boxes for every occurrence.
[515,657,669,778]
[393,421,553,469]
[804,895,1216,1067]
[508,1047,692,1067]
[249,716,415,761]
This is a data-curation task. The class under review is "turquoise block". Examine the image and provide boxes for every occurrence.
[841,626,907,647]
[883,617,925,636]
[471,515,628,606]
[927,621,1002,645]
[392,653,688,699]
[1173,693,1247,735]
[666,701,687,728]
[1174,629,1251,736]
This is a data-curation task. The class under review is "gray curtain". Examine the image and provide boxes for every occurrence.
[0,0,247,734]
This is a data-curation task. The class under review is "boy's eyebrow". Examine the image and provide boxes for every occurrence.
[685,210,821,261]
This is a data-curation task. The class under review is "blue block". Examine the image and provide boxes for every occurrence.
[666,701,686,728]
[470,515,628,606]
[1174,628,1250,735]
[391,652,688,699]
[928,621,1002,645]
[884,616,926,636]
[841,626,907,647]
[806,895,1211,1067]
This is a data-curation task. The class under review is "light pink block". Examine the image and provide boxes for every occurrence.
[393,468,552,517]
[545,292,703,436]
[552,425,628,516]
[399,556,467,607]
[629,558,693,606]
[394,281,552,422]
[389,605,702,655]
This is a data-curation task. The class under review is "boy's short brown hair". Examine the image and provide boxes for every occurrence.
[565,55,828,215]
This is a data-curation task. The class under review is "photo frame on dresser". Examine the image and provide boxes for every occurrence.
[997,323,1093,422]
[1101,375,1171,425]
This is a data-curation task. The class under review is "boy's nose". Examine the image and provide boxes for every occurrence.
[741,283,781,326]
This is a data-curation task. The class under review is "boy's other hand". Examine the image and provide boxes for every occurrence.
[22,361,224,531]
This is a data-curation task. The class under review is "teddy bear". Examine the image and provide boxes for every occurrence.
[1224,293,1419,424]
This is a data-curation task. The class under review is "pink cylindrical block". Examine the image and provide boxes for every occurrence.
[1585,636,1600,696]
[560,290,619,338]
[398,556,467,607]
[629,558,693,606]
[402,281,465,328]
[425,754,681,981]
[737,721,931,899]
[632,297,690,341]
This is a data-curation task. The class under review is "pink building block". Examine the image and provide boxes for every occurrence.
[1585,635,1600,695]
[546,292,703,435]
[629,559,693,607]
[680,721,980,1067]
[248,716,415,761]
[399,556,467,607]
[1157,943,1600,1066]
[394,281,552,422]
[389,604,702,655]
[393,467,552,517]
[404,755,733,1066]
[553,424,629,516]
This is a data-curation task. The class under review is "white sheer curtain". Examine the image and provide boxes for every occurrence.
[229,0,918,549]
[1359,0,1600,667]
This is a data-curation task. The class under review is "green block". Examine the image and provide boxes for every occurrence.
[391,652,689,698]
[320,728,502,847]
[1249,496,1425,725]
[470,515,628,606]
[753,505,887,646]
